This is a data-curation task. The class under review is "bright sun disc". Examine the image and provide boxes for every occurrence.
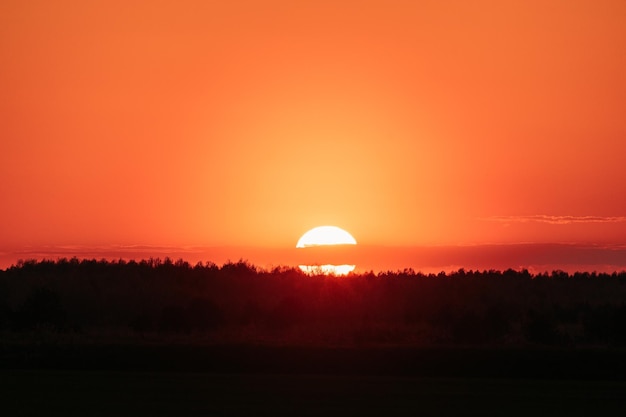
[296,226,357,275]
[296,226,357,248]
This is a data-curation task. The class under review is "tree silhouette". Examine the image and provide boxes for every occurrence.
[1,258,626,347]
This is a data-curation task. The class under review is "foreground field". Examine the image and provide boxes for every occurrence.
[3,344,626,380]
[3,370,626,416]
[4,260,626,414]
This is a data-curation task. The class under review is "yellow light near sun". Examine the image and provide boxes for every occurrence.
[296,226,357,275]
[298,264,356,275]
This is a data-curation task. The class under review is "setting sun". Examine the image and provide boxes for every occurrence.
[296,226,356,275]
[296,226,357,248]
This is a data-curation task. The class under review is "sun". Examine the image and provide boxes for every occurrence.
[296,226,357,275]
[296,226,357,248]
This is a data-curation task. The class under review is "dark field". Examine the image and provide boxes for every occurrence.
[3,344,626,380]
[3,370,626,416]
[3,260,626,414]
[3,344,626,415]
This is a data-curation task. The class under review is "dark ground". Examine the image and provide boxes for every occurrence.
[4,261,626,414]
[3,344,626,380]
[2,345,626,416]
[3,370,626,416]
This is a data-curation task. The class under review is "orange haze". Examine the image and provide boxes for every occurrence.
[1,1,625,271]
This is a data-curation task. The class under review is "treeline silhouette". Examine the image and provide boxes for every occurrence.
[2,258,626,347]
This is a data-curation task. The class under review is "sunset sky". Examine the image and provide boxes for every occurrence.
[1,0,625,271]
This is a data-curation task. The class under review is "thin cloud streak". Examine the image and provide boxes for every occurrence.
[2,243,626,274]
[485,215,626,225]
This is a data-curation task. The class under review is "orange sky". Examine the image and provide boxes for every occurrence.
[1,1,626,270]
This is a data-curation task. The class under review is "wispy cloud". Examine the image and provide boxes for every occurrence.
[484,215,626,225]
[10,244,206,256]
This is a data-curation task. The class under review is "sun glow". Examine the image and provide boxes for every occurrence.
[298,264,356,275]
[296,226,357,275]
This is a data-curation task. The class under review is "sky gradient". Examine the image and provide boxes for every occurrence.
[1,1,625,271]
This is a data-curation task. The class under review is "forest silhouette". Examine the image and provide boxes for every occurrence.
[2,257,626,348]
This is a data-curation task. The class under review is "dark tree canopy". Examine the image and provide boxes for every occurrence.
[1,258,626,347]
